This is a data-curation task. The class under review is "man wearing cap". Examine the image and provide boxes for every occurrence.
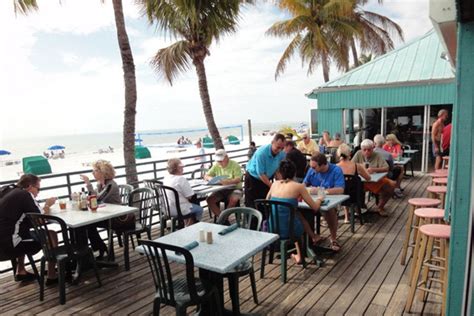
[245,133,286,208]
[297,132,319,156]
[204,149,242,218]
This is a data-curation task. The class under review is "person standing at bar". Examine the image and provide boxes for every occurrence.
[244,133,286,208]
[431,109,448,170]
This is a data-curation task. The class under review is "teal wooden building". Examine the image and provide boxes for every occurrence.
[307,0,474,313]
[307,29,456,173]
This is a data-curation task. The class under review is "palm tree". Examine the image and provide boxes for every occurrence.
[349,0,403,67]
[111,0,138,185]
[13,0,139,184]
[137,0,252,149]
[267,0,357,82]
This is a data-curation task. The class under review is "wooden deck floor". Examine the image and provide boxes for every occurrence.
[0,174,443,315]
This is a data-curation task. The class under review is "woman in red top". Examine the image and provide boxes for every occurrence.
[383,134,403,158]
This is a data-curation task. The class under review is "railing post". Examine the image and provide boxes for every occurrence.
[66,174,72,197]
[153,162,157,180]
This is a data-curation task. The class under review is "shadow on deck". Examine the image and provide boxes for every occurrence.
[0,174,442,315]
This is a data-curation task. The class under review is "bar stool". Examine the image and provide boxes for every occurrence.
[401,198,441,265]
[434,169,448,176]
[405,224,450,315]
[442,156,449,169]
[426,186,447,208]
[409,208,445,282]
[432,177,448,186]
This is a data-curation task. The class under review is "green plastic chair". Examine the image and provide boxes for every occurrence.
[217,207,262,313]
[254,199,306,284]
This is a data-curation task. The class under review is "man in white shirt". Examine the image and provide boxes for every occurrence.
[163,158,203,226]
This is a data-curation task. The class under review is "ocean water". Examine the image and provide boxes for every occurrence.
[0,121,305,181]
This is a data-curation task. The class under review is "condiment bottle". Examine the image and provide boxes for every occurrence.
[88,192,98,212]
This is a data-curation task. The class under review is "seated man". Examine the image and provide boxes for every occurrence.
[284,140,307,183]
[352,139,396,217]
[374,134,403,197]
[0,174,57,283]
[163,158,203,226]
[204,149,242,218]
[303,153,345,251]
[297,132,319,156]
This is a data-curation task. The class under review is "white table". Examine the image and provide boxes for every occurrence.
[189,179,237,196]
[298,194,350,211]
[136,222,278,315]
[394,157,414,177]
[49,202,137,262]
[362,172,388,183]
[404,149,419,155]
[298,195,349,266]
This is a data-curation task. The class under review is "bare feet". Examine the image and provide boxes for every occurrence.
[311,234,324,245]
[378,209,388,217]
[291,253,302,264]
[330,239,341,252]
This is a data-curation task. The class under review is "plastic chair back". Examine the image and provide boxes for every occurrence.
[118,184,134,206]
[217,207,262,231]
[26,213,73,260]
[155,184,187,230]
[128,187,154,229]
[191,168,208,180]
[342,174,364,207]
[254,199,297,241]
[139,239,199,305]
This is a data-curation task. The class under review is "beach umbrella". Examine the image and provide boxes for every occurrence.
[0,150,11,155]
[48,145,65,150]
[135,138,143,142]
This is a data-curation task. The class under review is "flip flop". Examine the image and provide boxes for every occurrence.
[330,239,341,252]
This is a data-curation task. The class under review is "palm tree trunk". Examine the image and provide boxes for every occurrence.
[112,0,138,185]
[193,59,224,150]
[322,55,330,83]
[351,38,359,68]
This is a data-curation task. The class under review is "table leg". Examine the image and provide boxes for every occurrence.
[96,219,119,268]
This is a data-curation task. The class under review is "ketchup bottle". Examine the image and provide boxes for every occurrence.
[88,192,98,212]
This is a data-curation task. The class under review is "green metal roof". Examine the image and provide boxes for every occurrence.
[308,29,455,98]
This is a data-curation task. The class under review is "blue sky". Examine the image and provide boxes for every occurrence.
[0,0,432,140]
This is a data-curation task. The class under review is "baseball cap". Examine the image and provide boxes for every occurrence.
[215,149,227,162]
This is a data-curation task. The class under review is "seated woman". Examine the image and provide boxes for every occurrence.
[163,158,203,226]
[80,160,131,259]
[383,134,403,159]
[266,160,324,264]
[328,132,344,148]
[0,174,58,284]
[336,144,370,223]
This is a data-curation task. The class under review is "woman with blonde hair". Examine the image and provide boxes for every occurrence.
[383,134,403,159]
[336,144,370,223]
[80,160,128,259]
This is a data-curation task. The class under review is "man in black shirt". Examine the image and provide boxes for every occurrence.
[0,174,57,282]
[284,140,308,182]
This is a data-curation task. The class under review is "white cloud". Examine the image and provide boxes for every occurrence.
[0,0,432,141]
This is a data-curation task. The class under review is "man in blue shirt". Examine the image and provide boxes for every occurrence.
[303,153,345,251]
[244,133,286,208]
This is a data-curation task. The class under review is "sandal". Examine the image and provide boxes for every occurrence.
[330,239,341,252]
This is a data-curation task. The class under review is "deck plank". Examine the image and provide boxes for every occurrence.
[0,174,444,315]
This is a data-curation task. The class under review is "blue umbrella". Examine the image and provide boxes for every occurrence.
[135,138,143,142]
[48,145,65,150]
[0,150,11,155]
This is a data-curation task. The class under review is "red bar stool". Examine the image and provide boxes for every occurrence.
[426,185,447,208]
[434,169,448,176]
[409,208,445,282]
[401,198,441,265]
[432,177,448,186]
[405,224,450,315]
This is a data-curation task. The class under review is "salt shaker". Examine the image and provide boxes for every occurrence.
[199,229,206,242]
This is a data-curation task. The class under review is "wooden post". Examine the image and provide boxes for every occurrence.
[247,119,252,144]
[445,20,474,316]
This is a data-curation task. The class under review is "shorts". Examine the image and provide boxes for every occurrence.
[432,142,447,157]
[364,177,392,194]
[388,166,403,180]
[189,203,204,221]
[0,238,42,258]
[209,188,242,203]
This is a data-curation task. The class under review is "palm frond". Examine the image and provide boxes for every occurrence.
[13,0,38,16]
[274,34,302,80]
[150,40,191,85]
